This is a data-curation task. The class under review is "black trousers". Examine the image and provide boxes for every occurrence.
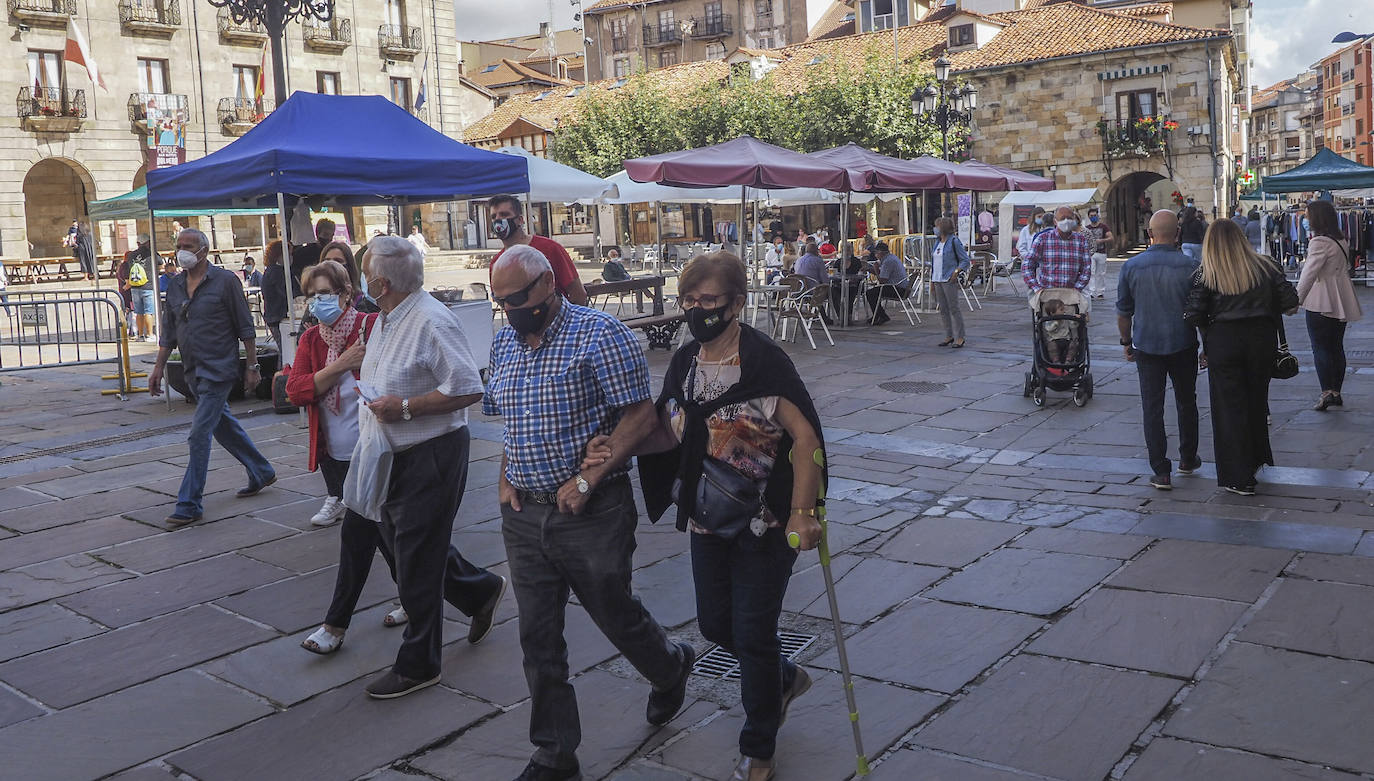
[1134,348,1199,477]
[865,285,909,320]
[319,454,348,497]
[1305,310,1347,393]
[691,527,799,760]
[378,427,503,679]
[1204,319,1275,487]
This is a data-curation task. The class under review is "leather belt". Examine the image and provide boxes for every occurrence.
[515,475,628,506]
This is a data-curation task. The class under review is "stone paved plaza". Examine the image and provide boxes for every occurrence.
[2,266,1374,781]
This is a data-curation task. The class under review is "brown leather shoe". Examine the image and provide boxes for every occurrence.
[728,756,775,781]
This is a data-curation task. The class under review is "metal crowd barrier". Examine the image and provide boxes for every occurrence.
[0,288,146,398]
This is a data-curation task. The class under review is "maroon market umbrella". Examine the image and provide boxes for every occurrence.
[810,143,950,192]
[904,155,1011,192]
[962,158,1056,191]
[625,136,852,191]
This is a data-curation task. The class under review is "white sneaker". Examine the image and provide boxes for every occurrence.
[310,496,345,526]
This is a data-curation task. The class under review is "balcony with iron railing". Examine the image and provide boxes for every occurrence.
[1096,115,1178,158]
[218,7,267,44]
[217,96,269,135]
[611,35,630,53]
[127,92,188,125]
[8,0,75,26]
[378,24,422,58]
[642,24,680,47]
[304,18,351,52]
[17,87,86,131]
[119,0,180,35]
[689,14,732,39]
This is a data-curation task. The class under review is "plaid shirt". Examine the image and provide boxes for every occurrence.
[484,301,651,491]
[1022,229,1094,292]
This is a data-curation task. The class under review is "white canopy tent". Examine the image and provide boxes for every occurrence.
[997,188,1100,262]
[496,146,617,202]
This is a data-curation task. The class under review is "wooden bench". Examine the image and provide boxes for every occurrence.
[621,312,684,351]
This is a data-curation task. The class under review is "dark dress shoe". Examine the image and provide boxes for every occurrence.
[165,513,202,527]
[468,575,507,644]
[513,760,581,781]
[364,670,440,699]
[236,474,277,497]
[646,642,695,725]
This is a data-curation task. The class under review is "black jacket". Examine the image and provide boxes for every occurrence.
[260,262,288,323]
[1183,261,1298,328]
[1179,218,1207,245]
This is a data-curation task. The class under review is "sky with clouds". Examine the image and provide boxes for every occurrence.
[457,0,1366,91]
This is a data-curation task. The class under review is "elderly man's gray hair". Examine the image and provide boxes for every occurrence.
[368,235,424,293]
[178,228,210,252]
[492,244,552,279]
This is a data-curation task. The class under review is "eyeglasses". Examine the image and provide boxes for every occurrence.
[679,293,728,309]
[493,274,545,308]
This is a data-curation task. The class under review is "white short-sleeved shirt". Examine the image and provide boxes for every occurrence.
[358,291,485,452]
[321,373,362,460]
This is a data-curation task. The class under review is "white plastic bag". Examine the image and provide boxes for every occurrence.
[343,405,394,522]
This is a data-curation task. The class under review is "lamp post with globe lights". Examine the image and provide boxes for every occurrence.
[911,55,978,161]
[207,0,335,106]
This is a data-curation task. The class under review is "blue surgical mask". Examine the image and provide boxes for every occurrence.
[361,276,382,307]
[1088,215,1099,223]
[309,293,344,326]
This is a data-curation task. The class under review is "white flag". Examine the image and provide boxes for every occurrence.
[64,15,107,92]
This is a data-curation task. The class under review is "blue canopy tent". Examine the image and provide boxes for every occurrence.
[144,91,529,371]
[144,91,529,208]
[1259,148,1374,194]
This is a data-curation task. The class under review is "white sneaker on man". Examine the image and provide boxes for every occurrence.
[310,496,346,526]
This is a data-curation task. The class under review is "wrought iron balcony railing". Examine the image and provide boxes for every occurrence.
[304,18,352,51]
[8,0,76,25]
[1097,116,1177,158]
[689,14,732,39]
[17,86,86,120]
[217,96,269,130]
[118,0,180,31]
[218,7,267,42]
[641,24,680,47]
[379,24,422,57]
[127,92,188,123]
[611,35,630,53]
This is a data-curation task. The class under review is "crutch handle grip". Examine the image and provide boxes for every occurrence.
[787,531,801,549]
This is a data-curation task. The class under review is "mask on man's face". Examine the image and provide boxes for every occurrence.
[507,294,553,336]
[176,249,201,270]
[1057,218,1077,233]
[1088,215,1100,224]
[492,217,519,240]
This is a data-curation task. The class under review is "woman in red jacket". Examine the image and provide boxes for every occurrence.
[286,260,404,654]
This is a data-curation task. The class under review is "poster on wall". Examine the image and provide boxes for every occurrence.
[143,95,188,169]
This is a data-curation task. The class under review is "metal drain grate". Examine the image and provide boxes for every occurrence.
[691,632,818,680]
[0,423,191,465]
[878,380,948,394]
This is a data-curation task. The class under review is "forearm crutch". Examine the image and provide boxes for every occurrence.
[789,447,869,776]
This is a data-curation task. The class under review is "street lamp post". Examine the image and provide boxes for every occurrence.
[910,56,978,161]
[208,0,335,107]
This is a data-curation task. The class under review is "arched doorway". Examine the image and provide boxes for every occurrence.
[1104,171,1180,254]
[22,157,96,259]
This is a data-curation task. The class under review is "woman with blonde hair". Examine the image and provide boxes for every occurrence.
[1297,199,1362,411]
[1184,219,1298,495]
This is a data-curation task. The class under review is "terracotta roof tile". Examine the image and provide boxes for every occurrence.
[468,58,579,90]
[1115,3,1174,18]
[808,0,856,41]
[584,0,663,13]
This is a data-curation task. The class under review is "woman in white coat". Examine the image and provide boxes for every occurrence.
[1297,199,1362,411]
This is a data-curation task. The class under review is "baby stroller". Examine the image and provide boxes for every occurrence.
[1023,288,1093,407]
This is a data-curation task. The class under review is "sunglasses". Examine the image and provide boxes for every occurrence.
[178,300,192,321]
[493,273,546,309]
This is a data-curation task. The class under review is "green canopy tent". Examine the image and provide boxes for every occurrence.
[1259,148,1374,193]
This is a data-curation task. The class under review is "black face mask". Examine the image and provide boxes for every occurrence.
[493,217,518,240]
[687,304,733,343]
[507,294,553,336]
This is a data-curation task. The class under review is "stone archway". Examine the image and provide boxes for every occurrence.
[1104,170,1178,253]
[22,157,96,259]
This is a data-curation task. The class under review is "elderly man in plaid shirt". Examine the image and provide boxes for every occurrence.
[1022,206,1095,311]
[485,245,694,781]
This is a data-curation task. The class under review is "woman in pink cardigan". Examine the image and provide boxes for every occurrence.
[1297,199,1363,411]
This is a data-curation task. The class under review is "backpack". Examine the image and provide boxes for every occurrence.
[128,261,148,287]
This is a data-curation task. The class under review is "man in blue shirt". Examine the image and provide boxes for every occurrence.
[485,245,693,781]
[1116,210,1201,490]
[864,242,909,325]
[794,241,828,288]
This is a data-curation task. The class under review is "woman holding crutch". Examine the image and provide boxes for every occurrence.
[583,251,827,781]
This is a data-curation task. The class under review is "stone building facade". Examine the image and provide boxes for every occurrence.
[581,0,807,81]
[1319,37,1373,166]
[3,0,487,261]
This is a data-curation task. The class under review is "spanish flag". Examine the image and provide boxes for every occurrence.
[64,15,106,92]
[254,43,267,120]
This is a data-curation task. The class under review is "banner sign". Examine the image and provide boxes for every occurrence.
[143,95,188,169]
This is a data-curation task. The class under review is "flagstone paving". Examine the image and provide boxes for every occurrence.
[1,266,1373,779]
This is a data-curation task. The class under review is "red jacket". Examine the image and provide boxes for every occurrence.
[285,313,379,472]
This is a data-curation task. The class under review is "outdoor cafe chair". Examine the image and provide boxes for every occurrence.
[866,274,921,327]
[958,268,983,311]
[984,252,1020,295]
[772,275,833,350]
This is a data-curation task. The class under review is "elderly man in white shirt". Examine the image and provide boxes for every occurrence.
[353,236,506,700]
[1016,209,1047,262]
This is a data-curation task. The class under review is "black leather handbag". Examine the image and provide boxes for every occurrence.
[1272,318,1298,380]
[676,456,765,540]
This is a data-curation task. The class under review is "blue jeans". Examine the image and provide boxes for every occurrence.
[132,286,155,315]
[175,376,274,517]
[1305,309,1347,393]
[1181,243,1201,260]
[691,527,799,760]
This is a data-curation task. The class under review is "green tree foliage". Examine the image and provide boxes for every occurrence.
[551,43,971,176]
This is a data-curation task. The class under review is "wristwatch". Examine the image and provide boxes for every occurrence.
[575,474,590,495]
[247,363,260,372]
[1119,338,1132,346]
[401,398,412,421]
